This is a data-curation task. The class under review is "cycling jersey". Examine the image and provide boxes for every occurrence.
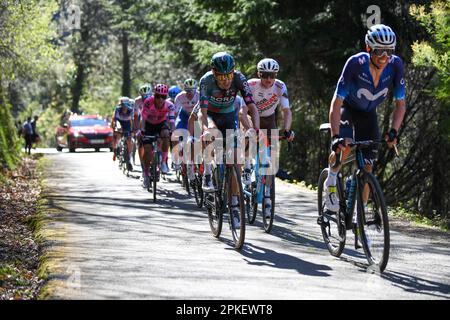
[142,96,175,125]
[199,71,254,114]
[175,90,200,130]
[334,52,405,112]
[114,106,133,134]
[134,96,145,116]
[248,79,289,117]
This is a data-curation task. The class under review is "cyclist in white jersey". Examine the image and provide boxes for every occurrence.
[173,78,200,180]
[240,58,295,217]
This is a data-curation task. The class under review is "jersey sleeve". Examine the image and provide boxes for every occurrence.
[392,56,406,102]
[334,56,356,100]
[167,102,176,123]
[199,74,209,109]
[236,72,255,105]
[277,80,290,109]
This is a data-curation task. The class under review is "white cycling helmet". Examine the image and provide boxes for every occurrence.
[365,24,396,49]
[118,96,131,106]
[257,58,280,73]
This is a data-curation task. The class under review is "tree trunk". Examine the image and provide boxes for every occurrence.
[121,30,131,97]
[71,63,85,114]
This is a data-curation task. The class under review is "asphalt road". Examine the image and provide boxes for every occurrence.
[39,148,450,299]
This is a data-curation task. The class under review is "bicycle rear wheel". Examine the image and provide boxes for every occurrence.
[317,168,346,257]
[227,165,246,249]
[244,183,257,224]
[208,166,223,238]
[262,176,275,233]
[357,172,390,272]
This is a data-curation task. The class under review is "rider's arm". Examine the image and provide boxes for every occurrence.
[329,96,344,138]
[282,108,292,131]
[201,107,208,132]
[246,102,260,131]
[111,110,116,131]
[391,99,406,132]
[239,105,253,130]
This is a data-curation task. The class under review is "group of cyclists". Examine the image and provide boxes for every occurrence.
[109,24,405,246]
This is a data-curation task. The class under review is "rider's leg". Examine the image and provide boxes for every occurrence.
[160,127,170,173]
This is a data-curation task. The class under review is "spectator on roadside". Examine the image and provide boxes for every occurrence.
[31,115,40,148]
[22,117,33,155]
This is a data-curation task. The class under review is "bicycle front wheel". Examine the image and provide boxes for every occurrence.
[357,172,390,272]
[317,168,346,257]
[208,166,223,238]
[262,175,275,233]
[227,165,246,249]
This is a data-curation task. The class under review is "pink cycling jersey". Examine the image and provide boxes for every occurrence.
[141,96,175,125]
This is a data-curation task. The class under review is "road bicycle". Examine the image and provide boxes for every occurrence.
[317,123,390,272]
[204,135,246,249]
[142,135,162,203]
[244,134,292,233]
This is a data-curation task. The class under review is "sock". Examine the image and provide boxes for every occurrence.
[188,164,194,175]
[325,169,338,187]
[264,187,271,197]
[144,168,149,176]
[232,195,238,206]
[204,163,212,175]
[244,158,251,170]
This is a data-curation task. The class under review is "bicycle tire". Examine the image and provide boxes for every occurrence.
[357,172,390,272]
[193,167,203,208]
[152,152,158,203]
[262,175,275,233]
[317,168,346,257]
[208,166,223,238]
[227,165,246,249]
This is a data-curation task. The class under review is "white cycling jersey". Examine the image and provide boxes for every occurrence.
[174,90,199,115]
[134,96,144,115]
[248,79,290,117]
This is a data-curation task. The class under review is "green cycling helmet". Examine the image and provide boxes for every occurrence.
[211,52,235,74]
[184,78,198,91]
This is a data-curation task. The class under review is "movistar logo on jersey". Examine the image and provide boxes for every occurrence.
[357,88,389,101]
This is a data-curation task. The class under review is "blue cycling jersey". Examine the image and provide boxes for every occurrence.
[334,52,405,112]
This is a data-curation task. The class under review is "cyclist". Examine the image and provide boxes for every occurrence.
[111,96,134,171]
[189,51,260,228]
[240,58,295,218]
[140,84,175,188]
[168,85,182,115]
[173,78,199,181]
[134,83,152,173]
[324,24,406,213]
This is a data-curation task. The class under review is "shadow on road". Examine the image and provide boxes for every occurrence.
[238,242,332,277]
[380,270,450,299]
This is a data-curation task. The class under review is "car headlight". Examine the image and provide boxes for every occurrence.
[73,132,84,138]
[108,132,113,137]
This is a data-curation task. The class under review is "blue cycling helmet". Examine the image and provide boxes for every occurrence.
[168,85,182,99]
[211,52,235,73]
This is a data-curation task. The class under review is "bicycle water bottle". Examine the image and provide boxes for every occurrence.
[345,176,352,198]
[346,176,356,212]
[256,176,264,204]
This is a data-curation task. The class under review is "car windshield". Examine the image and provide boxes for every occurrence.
[70,118,107,127]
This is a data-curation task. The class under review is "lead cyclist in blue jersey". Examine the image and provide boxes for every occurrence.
[324,24,407,212]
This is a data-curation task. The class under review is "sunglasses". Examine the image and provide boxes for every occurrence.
[372,48,395,57]
[155,94,167,100]
[214,72,234,81]
[259,72,277,79]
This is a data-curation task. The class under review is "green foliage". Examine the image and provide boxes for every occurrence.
[411,1,450,102]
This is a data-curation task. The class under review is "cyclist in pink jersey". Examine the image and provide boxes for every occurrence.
[140,84,175,187]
